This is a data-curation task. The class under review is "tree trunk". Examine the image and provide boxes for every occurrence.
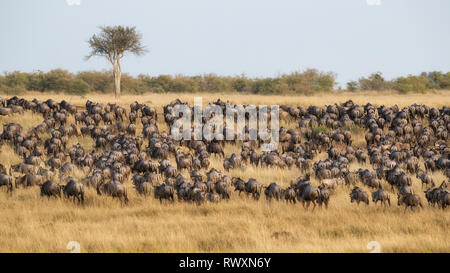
[113,60,122,99]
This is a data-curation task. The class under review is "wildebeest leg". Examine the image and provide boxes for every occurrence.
[305,201,310,210]
[312,200,316,211]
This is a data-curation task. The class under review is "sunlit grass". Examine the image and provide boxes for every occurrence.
[0,92,448,253]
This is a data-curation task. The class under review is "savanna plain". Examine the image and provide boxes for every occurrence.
[0,91,449,253]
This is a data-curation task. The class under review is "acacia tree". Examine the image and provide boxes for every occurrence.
[86,26,147,98]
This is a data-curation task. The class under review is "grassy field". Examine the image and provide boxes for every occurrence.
[0,91,449,253]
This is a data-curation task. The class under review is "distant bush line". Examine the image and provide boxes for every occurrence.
[346,71,450,94]
[0,69,449,96]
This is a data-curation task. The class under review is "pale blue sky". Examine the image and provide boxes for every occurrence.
[0,0,449,86]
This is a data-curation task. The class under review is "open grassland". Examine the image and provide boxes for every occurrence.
[0,91,449,252]
[9,90,450,109]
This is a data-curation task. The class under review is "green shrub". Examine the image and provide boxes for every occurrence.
[346,81,359,91]
[77,71,112,93]
[2,71,30,88]
[66,79,91,95]
[120,73,145,94]
[199,74,231,93]
[253,78,281,94]
[0,84,27,95]
[393,75,429,94]
[358,72,390,90]
[232,76,250,92]
[0,69,448,95]
[421,71,450,89]
[315,72,335,92]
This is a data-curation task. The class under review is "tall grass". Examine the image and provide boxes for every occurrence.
[0,92,449,253]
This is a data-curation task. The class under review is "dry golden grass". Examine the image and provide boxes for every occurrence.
[0,91,449,253]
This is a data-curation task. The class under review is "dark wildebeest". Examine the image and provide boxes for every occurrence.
[371,188,390,207]
[154,184,175,203]
[133,180,152,197]
[215,181,231,199]
[424,188,442,207]
[397,193,423,212]
[206,192,220,203]
[398,184,415,196]
[317,185,330,208]
[296,181,320,210]
[0,173,13,193]
[350,187,369,205]
[284,187,296,204]
[39,180,62,199]
[245,178,263,200]
[15,174,45,188]
[192,190,206,205]
[416,172,435,189]
[438,190,450,209]
[97,180,129,204]
[207,141,225,157]
[62,179,85,204]
[264,182,282,201]
[11,163,35,175]
[232,177,246,196]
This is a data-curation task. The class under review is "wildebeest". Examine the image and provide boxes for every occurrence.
[97,180,129,204]
[15,173,45,188]
[284,187,296,204]
[438,190,450,209]
[371,188,390,207]
[232,177,246,196]
[62,179,85,204]
[207,141,224,157]
[192,190,206,205]
[317,186,330,208]
[245,178,263,200]
[0,172,14,193]
[264,182,282,201]
[154,184,175,203]
[350,187,369,205]
[416,171,435,189]
[296,181,320,210]
[133,179,152,197]
[319,178,341,191]
[206,192,220,203]
[215,181,231,199]
[39,180,61,199]
[397,193,423,212]
[424,188,442,207]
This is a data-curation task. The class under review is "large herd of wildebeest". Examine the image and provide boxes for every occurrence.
[0,95,449,212]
